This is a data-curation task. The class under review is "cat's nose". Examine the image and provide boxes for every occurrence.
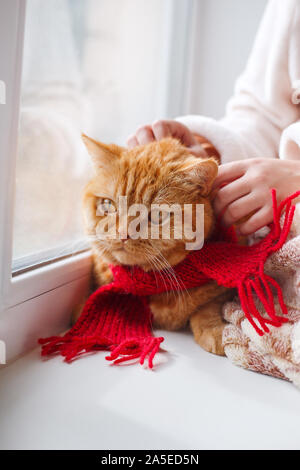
[120,235,129,243]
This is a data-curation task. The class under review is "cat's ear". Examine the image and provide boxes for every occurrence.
[179,158,218,196]
[82,134,122,171]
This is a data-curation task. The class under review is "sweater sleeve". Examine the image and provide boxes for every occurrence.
[280,121,300,161]
[177,0,300,163]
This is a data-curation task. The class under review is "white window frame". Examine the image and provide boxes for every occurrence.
[0,0,196,363]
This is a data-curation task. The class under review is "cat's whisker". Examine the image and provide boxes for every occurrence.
[159,264,186,312]
[159,251,190,298]
[149,243,191,312]
[142,246,172,301]
[143,250,161,291]
[144,249,171,297]
[152,257,174,303]
[147,242,186,309]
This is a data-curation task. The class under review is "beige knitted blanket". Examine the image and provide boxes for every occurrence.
[222,204,300,387]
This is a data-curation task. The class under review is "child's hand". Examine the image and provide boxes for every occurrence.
[127,120,206,158]
[213,158,300,235]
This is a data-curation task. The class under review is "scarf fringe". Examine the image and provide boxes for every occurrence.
[105,337,164,369]
[237,189,299,336]
[38,335,164,368]
[38,335,110,363]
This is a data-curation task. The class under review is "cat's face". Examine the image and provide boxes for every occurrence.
[82,135,217,271]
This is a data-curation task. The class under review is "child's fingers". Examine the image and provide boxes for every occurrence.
[127,120,196,148]
[213,176,249,214]
[136,125,155,145]
[152,120,196,147]
[152,120,172,141]
[167,121,196,147]
[212,161,246,189]
[221,193,261,227]
[127,135,139,148]
[238,204,273,235]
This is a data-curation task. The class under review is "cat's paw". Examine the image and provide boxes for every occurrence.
[192,324,225,356]
[198,327,225,356]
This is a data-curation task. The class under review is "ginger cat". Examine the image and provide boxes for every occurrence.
[73,136,232,355]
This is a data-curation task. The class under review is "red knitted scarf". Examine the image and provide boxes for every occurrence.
[39,190,300,368]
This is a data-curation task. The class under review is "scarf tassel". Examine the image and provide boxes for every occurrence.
[106,336,164,369]
[238,275,288,336]
[235,189,300,336]
[39,335,164,368]
[38,335,110,363]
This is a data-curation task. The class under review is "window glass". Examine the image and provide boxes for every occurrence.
[13,0,166,271]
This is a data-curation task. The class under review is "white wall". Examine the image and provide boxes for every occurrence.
[185,0,268,119]
[83,0,168,144]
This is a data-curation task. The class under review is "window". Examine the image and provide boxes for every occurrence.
[13,0,173,272]
[0,0,195,362]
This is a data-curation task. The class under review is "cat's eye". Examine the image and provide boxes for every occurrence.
[96,198,117,216]
[149,209,170,225]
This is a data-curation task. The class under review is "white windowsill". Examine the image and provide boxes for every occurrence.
[6,250,91,309]
[0,329,299,450]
